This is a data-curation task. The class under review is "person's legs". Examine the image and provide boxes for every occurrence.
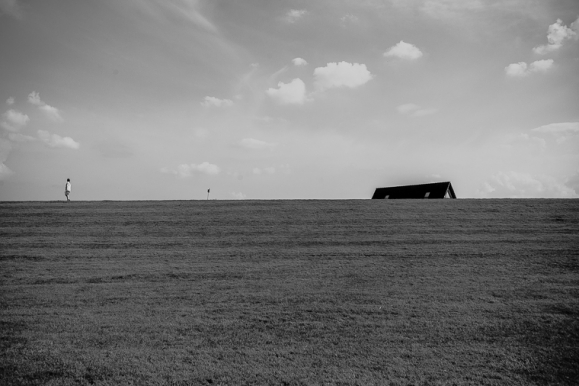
[65,191,70,202]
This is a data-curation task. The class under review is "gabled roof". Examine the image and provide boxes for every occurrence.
[372,182,456,199]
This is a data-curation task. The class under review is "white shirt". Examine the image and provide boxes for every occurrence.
[66,182,71,192]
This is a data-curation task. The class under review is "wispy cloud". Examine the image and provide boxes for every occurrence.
[1,109,29,132]
[266,78,308,105]
[284,9,307,23]
[313,62,373,91]
[396,103,438,117]
[37,130,80,149]
[162,162,221,177]
[253,167,276,175]
[201,96,233,108]
[230,191,246,200]
[384,41,423,60]
[292,58,308,66]
[482,171,577,198]
[28,92,63,121]
[532,122,579,144]
[0,0,24,20]
[505,60,554,77]
[133,0,218,33]
[6,97,14,105]
[240,138,276,150]
[0,138,14,180]
[533,18,579,55]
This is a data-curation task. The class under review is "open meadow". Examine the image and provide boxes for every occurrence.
[1,199,578,385]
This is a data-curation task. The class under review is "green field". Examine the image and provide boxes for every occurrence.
[1,200,578,385]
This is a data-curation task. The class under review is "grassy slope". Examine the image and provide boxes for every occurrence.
[1,200,578,385]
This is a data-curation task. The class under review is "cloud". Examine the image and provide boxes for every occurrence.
[1,109,29,132]
[505,60,554,77]
[285,9,307,23]
[6,97,14,105]
[8,133,35,142]
[37,130,80,149]
[481,171,578,198]
[201,96,233,108]
[266,78,308,105]
[532,122,579,134]
[163,162,221,177]
[0,138,14,180]
[292,58,308,66]
[28,92,63,121]
[240,138,277,150]
[0,0,24,20]
[532,122,579,144]
[419,0,484,19]
[384,41,423,60]
[132,0,218,33]
[340,14,359,24]
[396,103,438,117]
[230,192,246,200]
[313,62,373,91]
[94,139,133,158]
[253,167,275,175]
[507,133,546,151]
[533,18,579,55]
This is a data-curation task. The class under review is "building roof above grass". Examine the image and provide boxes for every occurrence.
[372,181,457,199]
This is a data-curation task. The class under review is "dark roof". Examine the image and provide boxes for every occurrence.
[372,182,457,199]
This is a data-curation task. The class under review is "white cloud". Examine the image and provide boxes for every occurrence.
[413,108,438,117]
[482,171,578,198]
[292,58,308,66]
[0,162,14,180]
[384,41,423,60]
[285,9,307,23]
[340,14,359,24]
[37,130,80,149]
[0,138,14,180]
[530,59,554,72]
[201,96,233,108]
[313,62,373,91]
[1,109,29,132]
[164,162,221,177]
[0,0,24,20]
[505,62,528,77]
[266,78,307,105]
[396,103,420,114]
[6,97,14,105]
[505,60,554,77]
[532,122,579,134]
[132,0,218,33]
[240,138,277,150]
[396,103,438,117]
[230,192,246,200]
[507,133,546,151]
[253,167,275,175]
[532,122,579,144]
[8,133,36,142]
[28,91,63,121]
[419,0,484,19]
[533,18,579,55]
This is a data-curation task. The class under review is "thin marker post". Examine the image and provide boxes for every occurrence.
[207,188,210,200]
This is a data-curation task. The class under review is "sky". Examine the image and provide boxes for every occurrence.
[1,0,578,200]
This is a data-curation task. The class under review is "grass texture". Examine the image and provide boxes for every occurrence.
[1,199,578,385]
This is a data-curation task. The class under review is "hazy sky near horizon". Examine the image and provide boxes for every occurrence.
[1,0,578,200]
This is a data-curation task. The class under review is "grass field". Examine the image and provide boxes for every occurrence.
[1,199,578,385]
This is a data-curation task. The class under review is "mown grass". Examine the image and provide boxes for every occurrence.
[1,199,578,385]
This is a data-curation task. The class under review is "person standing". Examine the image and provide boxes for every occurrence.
[65,178,71,202]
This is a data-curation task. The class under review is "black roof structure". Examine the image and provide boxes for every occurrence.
[372,181,457,199]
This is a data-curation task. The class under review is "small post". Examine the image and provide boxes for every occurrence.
[207,188,210,200]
